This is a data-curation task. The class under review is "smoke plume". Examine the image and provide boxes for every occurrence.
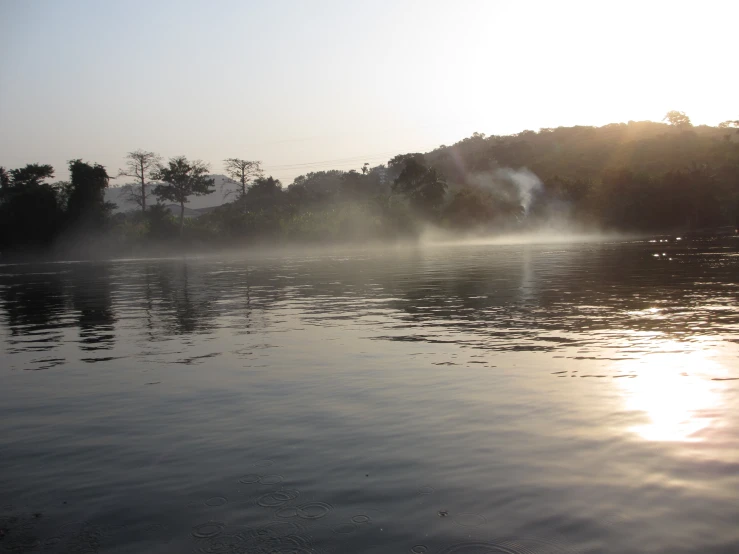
[494,168,543,216]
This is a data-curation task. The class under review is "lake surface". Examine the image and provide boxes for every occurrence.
[1,237,738,554]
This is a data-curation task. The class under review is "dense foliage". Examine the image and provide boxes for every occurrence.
[0,160,116,255]
[1,115,738,258]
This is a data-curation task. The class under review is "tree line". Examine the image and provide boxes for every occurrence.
[1,112,738,257]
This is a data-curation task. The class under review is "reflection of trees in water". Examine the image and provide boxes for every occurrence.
[117,247,735,354]
[200,264,285,336]
[148,262,279,336]
[75,260,285,341]
[0,270,66,332]
[154,263,213,335]
[0,263,117,353]
[3,243,737,357]
[142,264,155,339]
[0,267,69,352]
[68,264,116,351]
[402,246,739,350]
[270,245,739,353]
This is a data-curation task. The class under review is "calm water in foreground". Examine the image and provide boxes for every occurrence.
[1,238,738,554]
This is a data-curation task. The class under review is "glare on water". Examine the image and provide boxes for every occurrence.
[615,342,728,442]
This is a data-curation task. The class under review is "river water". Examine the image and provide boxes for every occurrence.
[1,237,738,554]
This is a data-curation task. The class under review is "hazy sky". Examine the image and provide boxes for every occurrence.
[1,0,736,184]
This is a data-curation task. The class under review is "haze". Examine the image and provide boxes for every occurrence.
[1,0,736,183]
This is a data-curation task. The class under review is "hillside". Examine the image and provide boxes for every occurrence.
[425,121,737,183]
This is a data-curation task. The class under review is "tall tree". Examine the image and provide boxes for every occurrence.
[663,110,692,128]
[66,160,112,229]
[117,150,162,213]
[223,158,263,199]
[151,156,215,233]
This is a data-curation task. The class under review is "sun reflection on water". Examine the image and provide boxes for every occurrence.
[616,341,728,442]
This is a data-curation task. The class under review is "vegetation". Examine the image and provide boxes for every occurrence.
[117,150,162,213]
[150,156,215,233]
[1,113,737,258]
[223,158,264,199]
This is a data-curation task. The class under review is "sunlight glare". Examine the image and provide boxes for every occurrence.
[616,343,728,442]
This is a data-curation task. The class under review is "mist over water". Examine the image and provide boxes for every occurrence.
[1,236,738,553]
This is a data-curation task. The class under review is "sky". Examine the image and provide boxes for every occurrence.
[1,0,737,185]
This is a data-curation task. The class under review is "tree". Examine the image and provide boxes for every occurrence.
[223,158,263,199]
[388,153,425,169]
[0,163,62,250]
[0,167,10,194]
[66,160,113,229]
[244,176,283,211]
[151,156,215,233]
[287,170,344,205]
[52,181,72,211]
[340,170,367,198]
[663,110,692,128]
[392,157,447,215]
[117,150,162,213]
[9,163,54,188]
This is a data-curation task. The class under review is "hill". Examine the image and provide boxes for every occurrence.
[425,121,737,183]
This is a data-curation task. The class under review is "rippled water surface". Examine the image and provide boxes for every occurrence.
[1,238,739,554]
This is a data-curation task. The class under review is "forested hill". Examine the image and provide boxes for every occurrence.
[1,113,738,258]
[418,117,739,231]
[428,120,736,182]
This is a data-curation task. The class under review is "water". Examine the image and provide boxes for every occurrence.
[1,238,738,554]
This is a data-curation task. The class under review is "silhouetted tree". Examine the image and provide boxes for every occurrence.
[117,149,161,213]
[0,163,62,250]
[0,167,10,193]
[244,176,283,211]
[53,180,72,211]
[9,163,54,188]
[151,156,215,233]
[223,158,263,199]
[66,160,112,230]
